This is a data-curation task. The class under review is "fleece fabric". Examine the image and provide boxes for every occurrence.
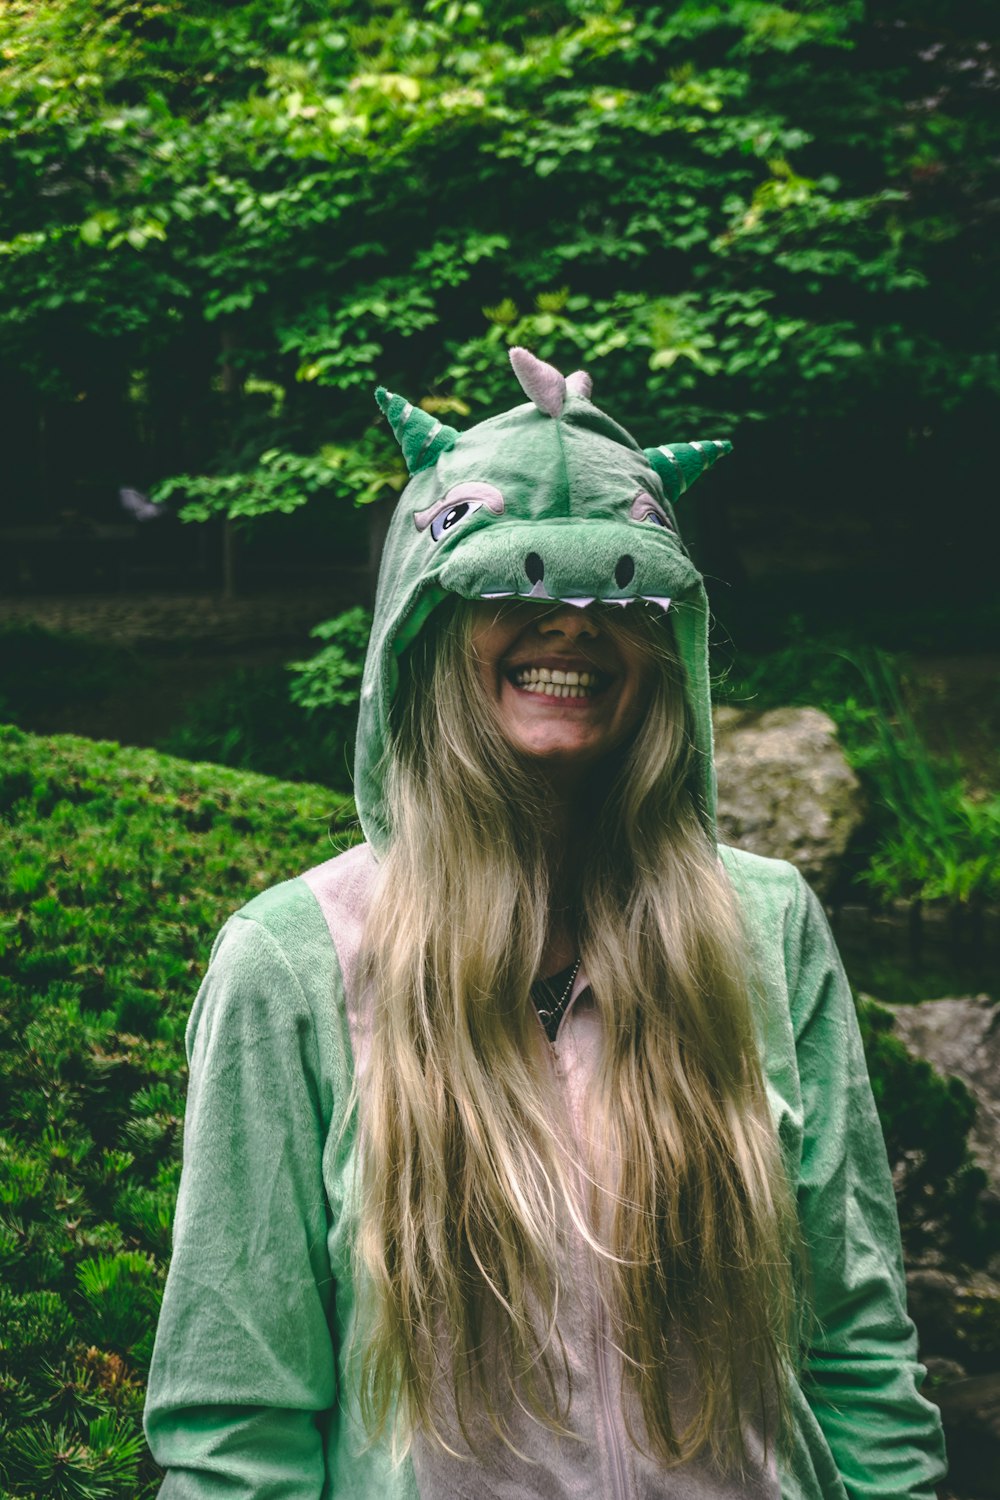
[143,351,947,1497]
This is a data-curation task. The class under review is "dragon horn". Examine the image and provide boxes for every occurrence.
[643,439,732,505]
[509,346,567,417]
[375,387,460,474]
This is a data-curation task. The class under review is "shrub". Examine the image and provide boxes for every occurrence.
[0,724,354,1497]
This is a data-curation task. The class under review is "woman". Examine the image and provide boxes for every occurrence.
[144,349,947,1497]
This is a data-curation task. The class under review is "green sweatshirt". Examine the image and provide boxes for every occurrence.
[143,349,947,1497]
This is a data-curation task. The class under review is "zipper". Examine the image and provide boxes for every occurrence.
[549,981,632,1500]
[594,1285,631,1500]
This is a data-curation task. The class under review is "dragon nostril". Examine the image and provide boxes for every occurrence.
[614,554,635,588]
[524,552,545,584]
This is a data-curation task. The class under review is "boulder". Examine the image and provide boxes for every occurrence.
[888,996,1000,1183]
[712,705,865,897]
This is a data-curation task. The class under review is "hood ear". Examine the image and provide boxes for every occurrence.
[643,439,732,505]
[375,386,460,474]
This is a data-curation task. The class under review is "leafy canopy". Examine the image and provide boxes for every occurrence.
[2,0,997,525]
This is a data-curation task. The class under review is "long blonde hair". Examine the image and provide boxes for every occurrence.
[354,599,798,1469]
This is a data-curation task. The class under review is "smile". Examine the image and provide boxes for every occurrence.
[509,666,603,699]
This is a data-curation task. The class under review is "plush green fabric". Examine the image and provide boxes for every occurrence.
[144,351,947,1497]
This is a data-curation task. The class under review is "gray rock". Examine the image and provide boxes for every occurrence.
[924,1356,969,1385]
[888,996,1000,1181]
[933,1372,1000,1498]
[713,705,865,897]
[907,1268,1000,1372]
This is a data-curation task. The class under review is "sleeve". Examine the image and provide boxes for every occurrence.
[143,913,338,1498]
[787,874,948,1499]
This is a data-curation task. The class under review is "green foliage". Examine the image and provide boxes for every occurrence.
[287,606,372,713]
[849,652,1000,905]
[2,0,997,524]
[718,634,1000,904]
[0,723,354,1495]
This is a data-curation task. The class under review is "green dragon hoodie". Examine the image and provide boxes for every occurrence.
[143,349,947,1498]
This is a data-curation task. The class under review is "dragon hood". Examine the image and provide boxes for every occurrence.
[356,347,730,853]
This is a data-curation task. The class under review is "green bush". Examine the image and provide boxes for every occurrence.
[0,724,354,1497]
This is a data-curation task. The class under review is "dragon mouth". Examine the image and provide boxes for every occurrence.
[481,590,671,612]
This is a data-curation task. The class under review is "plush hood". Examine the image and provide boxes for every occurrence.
[355,348,730,854]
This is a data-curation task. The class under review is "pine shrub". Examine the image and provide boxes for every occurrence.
[0,724,353,1497]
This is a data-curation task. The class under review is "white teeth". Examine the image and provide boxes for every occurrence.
[511,665,597,697]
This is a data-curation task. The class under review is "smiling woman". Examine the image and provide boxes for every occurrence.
[143,349,947,1499]
[468,598,657,767]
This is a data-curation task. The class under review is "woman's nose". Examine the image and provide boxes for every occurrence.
[535,605,600,639]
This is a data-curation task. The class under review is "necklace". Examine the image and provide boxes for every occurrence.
[532,956,582,1043]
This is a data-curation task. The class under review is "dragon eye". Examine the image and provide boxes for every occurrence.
[629,489,674,531]
[415,481,505,539]
[430,499,480,541]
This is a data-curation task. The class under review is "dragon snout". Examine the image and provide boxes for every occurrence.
[519,549,639,600]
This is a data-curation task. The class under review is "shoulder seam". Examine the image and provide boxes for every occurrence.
[230,906,317,1025]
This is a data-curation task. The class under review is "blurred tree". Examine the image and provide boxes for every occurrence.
[0,0,997,594]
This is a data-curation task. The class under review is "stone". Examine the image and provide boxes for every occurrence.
[907,1267,1000,1372]
[888,996,1000,1182]
[712,705,865,897]
[924,1356,969,1385]
[932,1372,1000,1498]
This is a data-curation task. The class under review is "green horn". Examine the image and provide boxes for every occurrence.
[375,387,460,475]
[643,439,732,505]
